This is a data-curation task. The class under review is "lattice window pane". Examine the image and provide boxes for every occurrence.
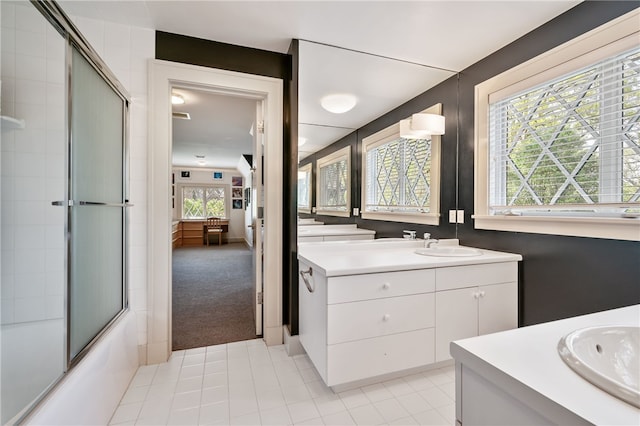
[489,46,640,214]
[205,187,225,217]
[319,159,348,210]
[182,186,226,218]
[365,136,432,213]
[297,168,311,210]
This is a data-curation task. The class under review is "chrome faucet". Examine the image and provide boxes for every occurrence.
[423,233,439,248]
[403,230,417,239]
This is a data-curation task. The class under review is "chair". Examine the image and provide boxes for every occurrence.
[206,217,223,246]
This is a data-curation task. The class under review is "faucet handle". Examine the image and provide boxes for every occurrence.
[403,230,416,239]
[423,233,431,240]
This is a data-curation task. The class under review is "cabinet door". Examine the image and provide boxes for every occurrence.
[435,287,478,362]
[478,282,518,335]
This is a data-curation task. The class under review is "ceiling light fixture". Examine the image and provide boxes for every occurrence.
[400,113,445,139]
[171,94,185,105]
[320,93,357,114]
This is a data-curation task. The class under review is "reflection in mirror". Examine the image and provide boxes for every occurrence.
[297,163,312,214]
[316,146,351,217]
[361,104,443,226]
[297,39,456,161]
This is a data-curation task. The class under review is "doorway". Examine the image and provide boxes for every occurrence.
[170,86,261,350]
[148,60,283,364]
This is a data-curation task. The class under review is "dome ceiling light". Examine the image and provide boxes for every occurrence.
[320,93,357,114]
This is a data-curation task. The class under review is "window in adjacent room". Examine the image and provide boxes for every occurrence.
[298,163,312,213]
[316,146,350,216]
[361,104,442,225]
[474,10,639,240]
[182,185,228,218]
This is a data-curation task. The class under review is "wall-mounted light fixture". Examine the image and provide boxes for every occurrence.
[400,113,445,138]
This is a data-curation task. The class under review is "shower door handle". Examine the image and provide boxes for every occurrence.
[51,200,134,207]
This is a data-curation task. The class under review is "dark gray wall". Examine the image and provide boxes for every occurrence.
[299,2,640,328]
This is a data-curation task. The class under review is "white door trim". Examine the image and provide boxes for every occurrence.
[147,59,283,364]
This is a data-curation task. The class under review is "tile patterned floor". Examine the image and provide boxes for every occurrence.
[109,339,455,425]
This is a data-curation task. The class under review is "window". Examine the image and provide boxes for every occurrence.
[298,163,312,213]
[182,186,227,218]
[361,105,442,225]
[475,10,640,240]
[316,146,350,216]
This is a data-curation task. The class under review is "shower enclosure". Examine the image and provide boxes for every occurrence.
[1,1,129,423]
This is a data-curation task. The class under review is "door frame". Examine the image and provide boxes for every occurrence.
[147,59,283,364]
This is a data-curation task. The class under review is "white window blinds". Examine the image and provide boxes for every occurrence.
[488,46,640,216]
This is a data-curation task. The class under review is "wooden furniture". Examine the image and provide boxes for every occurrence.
[205,217,223,246]
[177,219,230,247]
[171,221,182,248]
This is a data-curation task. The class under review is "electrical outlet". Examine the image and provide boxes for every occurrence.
[312,207,316,213]
[456,210,465,224]
[449,210,457,223]
[353,207,359,216]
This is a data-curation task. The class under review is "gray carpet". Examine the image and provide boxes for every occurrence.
[172,243,257,350]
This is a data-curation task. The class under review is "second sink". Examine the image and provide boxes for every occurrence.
[558,325,640,408]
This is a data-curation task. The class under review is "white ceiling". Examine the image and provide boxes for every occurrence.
[60,0,582,166]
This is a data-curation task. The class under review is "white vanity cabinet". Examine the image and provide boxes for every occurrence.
[299,264,436,387]
[298,241,522,389]
[298,224,375,242]
[435,263,518,362]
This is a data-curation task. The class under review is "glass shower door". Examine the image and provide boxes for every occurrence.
[68,46,126,362]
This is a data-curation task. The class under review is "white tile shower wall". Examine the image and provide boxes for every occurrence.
[1,1,66,327]
[68,15,155,361]
[1,3,66,421]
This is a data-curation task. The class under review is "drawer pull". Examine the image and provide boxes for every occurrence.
[300,267,315,293]
[382,283,390,290]
[383,314,391,321]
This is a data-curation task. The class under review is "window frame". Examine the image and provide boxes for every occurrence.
[361,104,442,225]
[180,184,229,219]
[316,146,351,217]
[474,9,640,241]
[297,162,312,213]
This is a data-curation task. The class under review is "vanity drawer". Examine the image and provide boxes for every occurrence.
[435,262,517,291]
[328,269,435,304]
[327,328,435,387]
[327,293,434,344]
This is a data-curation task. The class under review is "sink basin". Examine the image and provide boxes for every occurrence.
[558,326,640,408]
[414,247,483,257]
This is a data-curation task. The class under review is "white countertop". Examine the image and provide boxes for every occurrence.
[297,239,522,277]
[451,305,640,425]
[298,224,376,238]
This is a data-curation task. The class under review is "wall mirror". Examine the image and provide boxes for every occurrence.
[296,40,457,222]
